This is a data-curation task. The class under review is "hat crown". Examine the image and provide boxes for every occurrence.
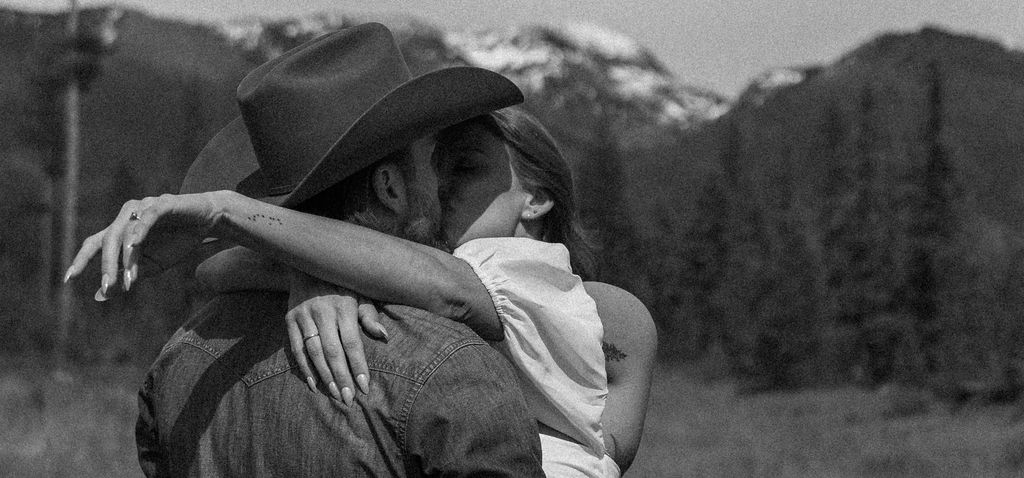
[237,23,411,194]
[181,23,524,207]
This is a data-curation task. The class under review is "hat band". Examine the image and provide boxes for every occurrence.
[267,183,297,195]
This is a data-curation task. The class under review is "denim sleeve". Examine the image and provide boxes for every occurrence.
[406,343,545,477]
[135,370,165,477]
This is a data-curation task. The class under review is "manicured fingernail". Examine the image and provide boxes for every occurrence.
[101,274,111,296]
[356,374,369,394]
[306,376,316,392]
[328,382,341,401]
[341,387,354,406]
[377,325,389,343]
[63,269,72,283]
[94,287,108,302]
[123,269,132,292]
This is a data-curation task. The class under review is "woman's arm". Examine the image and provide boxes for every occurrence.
[584,281,657,472]
[208,191,501,338]
[66,190,501,339]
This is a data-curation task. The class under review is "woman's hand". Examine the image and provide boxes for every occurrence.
[64,192,226,298]
[286,270,389,405]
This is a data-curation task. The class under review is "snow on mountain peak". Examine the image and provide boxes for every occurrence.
[758,68,806,90]
[218,19,271,53]
[444,28,568,91]
[446,24,727,127]
[213,14,727,128]
[278,12,348,38]
[561,22,644,63]
[739,67,807,106]
[216,12,354,59]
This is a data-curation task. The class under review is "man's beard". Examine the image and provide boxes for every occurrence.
[397,188,450,252]
[344,187,449,252]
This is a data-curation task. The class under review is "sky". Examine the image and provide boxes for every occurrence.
[4,0,1023,97]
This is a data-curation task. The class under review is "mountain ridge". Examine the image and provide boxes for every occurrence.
[3,7,1024,388]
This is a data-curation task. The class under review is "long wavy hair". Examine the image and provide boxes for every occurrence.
[482,107,597,279]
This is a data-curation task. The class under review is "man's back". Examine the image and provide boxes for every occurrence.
[136,291,543,477]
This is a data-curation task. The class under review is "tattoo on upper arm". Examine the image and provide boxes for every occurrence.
[603,341,628,362]
[246,214,283,226]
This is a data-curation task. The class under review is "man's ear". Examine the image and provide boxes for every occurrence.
[372,162,408,214]
[521,190,554,221]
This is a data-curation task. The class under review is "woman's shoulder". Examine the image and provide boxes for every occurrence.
[582,282,657,351]
[582,282,650,318]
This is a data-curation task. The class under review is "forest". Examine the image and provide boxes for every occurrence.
[2,8,1024,400]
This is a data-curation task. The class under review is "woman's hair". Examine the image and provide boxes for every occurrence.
[482,107,597,279]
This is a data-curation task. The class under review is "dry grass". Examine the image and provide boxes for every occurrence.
[629,363,1024,477]
[0,358,143,478]
[4,357,1024,477]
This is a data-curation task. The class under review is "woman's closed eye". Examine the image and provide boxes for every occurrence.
[440,154,482,181]
[451,161,478,175]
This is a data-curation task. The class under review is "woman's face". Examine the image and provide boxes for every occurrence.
[434,123,528,247]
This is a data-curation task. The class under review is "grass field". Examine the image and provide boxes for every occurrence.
[630,364,1024,477]
[4,358,1024,477]
[0,358,142,477]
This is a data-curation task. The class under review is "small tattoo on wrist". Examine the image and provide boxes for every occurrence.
[603,341,627,362]
[246,214,283,226]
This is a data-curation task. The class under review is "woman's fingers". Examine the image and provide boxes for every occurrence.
[358,299,388,342]
[121,229,138,292]
[68,194,208,294]
[312,301,356,405]
[120,203,161,291]
[295,306,336,401]
[299,307,333,397]
[65,229,107,282]
[337,299,370,395]
[99,201,141,297]
[121,208,145,292]
[285,310,317,393]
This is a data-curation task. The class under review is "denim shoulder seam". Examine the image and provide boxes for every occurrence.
[394,338,483,463]
[244,367,291,386]
[366,367,418,383]
[178,334,220,359]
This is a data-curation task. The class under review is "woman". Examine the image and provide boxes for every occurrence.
[68,107,656,475]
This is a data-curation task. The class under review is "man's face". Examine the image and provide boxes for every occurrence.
[396,136,447,250]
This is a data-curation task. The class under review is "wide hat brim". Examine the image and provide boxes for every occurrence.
[181,66,523,208]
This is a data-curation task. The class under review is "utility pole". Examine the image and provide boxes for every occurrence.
[55,0,81,366]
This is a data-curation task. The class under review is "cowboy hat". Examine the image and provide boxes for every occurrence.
[180,22,523,208]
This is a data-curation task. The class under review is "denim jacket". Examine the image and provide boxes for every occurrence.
[136,291,544,477]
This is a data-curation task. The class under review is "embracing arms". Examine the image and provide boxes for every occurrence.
[212,191,501,338]
[65,190,502,339]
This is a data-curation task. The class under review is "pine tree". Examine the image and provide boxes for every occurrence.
[673,176,728,357]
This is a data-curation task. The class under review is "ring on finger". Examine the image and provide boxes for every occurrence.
[129,211,140,221]
[303,332,320,341]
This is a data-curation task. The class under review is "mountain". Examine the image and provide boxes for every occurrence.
[214,14,730,291]
[4,7,1023,389]
[0,7,726,360]
[672,27,1024,386]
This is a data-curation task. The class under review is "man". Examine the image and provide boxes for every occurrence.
[131,23,544,476]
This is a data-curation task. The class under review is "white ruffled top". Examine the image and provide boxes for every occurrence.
[453,237,608,457]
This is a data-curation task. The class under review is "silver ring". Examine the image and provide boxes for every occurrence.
[303,333,320,341]
[129,211,140,221]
